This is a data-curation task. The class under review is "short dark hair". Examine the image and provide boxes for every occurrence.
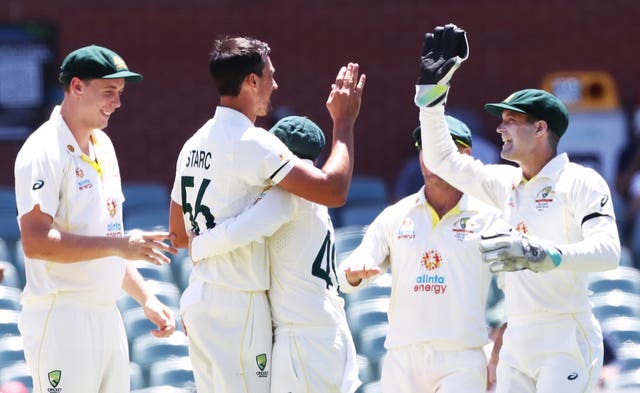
[209,37,270,96]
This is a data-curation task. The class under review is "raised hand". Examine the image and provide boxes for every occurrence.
[415,23,468,107]
[327,62,366,127]
[122,231,178,266]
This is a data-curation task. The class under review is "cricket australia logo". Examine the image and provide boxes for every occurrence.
[255,353,269,378]
[48,369,62,392]
[421,250,443,271]
[534,186,554,211]
[452,216,475,241]
[397,217,416,239]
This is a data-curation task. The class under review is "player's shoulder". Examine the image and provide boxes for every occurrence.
[16,120,64,166]
[563,161,609,188]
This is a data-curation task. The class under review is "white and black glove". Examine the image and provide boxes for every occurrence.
[479,232,562,273]
[415,23,469,107]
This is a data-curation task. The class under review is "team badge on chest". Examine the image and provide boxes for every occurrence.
[397,217,416,239]
[534,186,554,211]
[452,216,475,241]
[106,198,117,217]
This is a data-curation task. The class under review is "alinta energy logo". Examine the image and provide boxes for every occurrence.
[256,353,269,378]
[414,250,447,294]
[48,369,62,392]
[534,185,554,211]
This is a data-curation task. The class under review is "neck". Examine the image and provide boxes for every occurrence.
[60,99,93,155]
[424,181,463,218]
[220,94,257,124]
[519,148,556,180]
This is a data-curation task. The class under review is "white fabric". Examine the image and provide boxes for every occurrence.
[419,105,620,317]
[170,106,297,291]
[181,281,272,393]
[496,312,603,393]
[19,294,129,393]
[338,189,506,349]
[382,345,487,393]
[14,105,126,303]
[189,182,360,392]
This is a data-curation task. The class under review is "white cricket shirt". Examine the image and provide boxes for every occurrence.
[170,106,297,290]
[338,189,506,349]
[14,106,126,303]
[419,106,620,318]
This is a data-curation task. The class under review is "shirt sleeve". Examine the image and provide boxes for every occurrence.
[14,140,63,220]
[556,168,620,272]
[190,186,294,261]
[337,209,392,293]
[418,106,517,209]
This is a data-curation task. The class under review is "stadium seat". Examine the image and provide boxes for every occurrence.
[610,369,640,390]
[130,361,146,391]
[588,266,640,295]
[148,356,195,389]
[118,280,181,313]
[346,176,388,207]
[599,316,640,349]
[335,225,367,256]
[356,354,374,386]
[357,323,388,378]
[591,292,640,322]
[122,182,169,215]
[0,309,20,338]
[0,335,26,369]
[124,209,169,232]
[133,260,176,283]
[0,261,22,289]
[346,298,389,338]
[360,380,382,393]
[342,273,392,308]
[617,344,640,373]
[340,204,386,227]
[131,331,190,372]
[0,361,32,392]
[0,287,21,311]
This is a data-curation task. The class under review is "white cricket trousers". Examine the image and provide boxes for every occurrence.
[180,280,272,393]
[270,324,361,393]
[19,294,129,393]
[496,311,604,393]
[381,342,487,393]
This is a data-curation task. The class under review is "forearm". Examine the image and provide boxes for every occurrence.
[122,262,154,306]
[22,228,127,263]
[556,217,620,272]
[319,123,354,205]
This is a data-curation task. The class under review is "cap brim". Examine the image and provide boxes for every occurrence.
[484,103,526,118]
[102,70,143,82]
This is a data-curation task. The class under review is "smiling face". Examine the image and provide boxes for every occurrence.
[75,77,125,131]
[496,109,540,164]
[254,56,278,117]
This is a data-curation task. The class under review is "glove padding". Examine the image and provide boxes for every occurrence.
[479,232,562,273]
[415,23,469,107]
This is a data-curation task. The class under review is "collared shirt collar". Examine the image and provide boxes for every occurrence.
[213,106,255,131]
[518,153,569,185]
[413,186,481,215]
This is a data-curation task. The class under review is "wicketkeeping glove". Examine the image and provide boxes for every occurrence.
[479,232,562,273]
[415,23,469,107]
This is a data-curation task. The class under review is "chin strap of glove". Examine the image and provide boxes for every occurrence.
[479,232,563,273]
[415,23,469,107]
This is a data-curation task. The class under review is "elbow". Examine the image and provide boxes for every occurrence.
[21,236,47,260]
[326,192,348,208]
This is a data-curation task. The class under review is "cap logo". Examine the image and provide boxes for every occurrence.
[113,55,127,70]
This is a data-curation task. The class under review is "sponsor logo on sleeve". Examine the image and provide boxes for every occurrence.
[32,180,45,190]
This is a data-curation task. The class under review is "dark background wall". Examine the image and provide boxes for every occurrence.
[1,0,639,192]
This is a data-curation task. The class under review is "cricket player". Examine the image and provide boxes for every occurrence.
[15,45,177,393]
[168,37,365,393]
[337,117,508,393]
[414,24,620,392]
[187,115,361,393]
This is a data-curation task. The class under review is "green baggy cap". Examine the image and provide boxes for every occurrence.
[59,45,143,83]
[270,116,326,161]
[484,89,569,137]
[413,115,472,150]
